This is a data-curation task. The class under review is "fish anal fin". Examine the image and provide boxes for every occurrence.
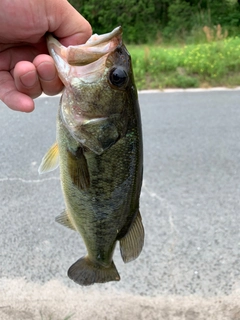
[120,210,144,263]
[68,256,120,286]
[67,147,90,190]
[38,142,59,174]
[55,210,76,231]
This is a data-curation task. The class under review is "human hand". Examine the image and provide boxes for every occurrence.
[0,0,92,112]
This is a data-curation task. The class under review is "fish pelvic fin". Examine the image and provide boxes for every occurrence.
[120,210,144,263]
[68,256,120,286]
[38,142,59,174]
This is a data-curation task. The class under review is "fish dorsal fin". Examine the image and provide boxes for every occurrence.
[119,210,144,263]
[38,142,59,174]
[67,147,90,190]
[55,210,76,231]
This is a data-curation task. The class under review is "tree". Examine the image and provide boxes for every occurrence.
[68,0,240,43]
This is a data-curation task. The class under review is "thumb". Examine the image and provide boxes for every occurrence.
[46,0,92,46]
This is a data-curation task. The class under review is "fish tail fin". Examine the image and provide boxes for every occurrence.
[68,256,120,286]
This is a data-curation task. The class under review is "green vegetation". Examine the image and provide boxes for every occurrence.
[129,36,240,89]
[69,0,240,44]
[68,0,240,89]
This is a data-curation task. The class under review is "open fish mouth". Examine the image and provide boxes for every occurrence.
[47,27,123,84]
[66,26,122,66]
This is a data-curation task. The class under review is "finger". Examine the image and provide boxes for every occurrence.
[0,71,34,112]
[14,61,42,99]
[33,54,63,96]
[0,46,41,73]
[47,0,92,46]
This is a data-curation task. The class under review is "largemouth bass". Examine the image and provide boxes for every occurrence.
[39,27,144,286]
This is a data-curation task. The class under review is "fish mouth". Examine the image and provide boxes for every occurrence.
[66,26,122,66]
[47,27,122,84]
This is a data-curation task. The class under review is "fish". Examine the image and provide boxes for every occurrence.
[39,26,144,286]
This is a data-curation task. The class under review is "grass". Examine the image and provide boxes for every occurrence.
[128,36,240,90]
[39,311,74,320]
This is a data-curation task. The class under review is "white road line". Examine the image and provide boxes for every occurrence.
[0,177,59,183]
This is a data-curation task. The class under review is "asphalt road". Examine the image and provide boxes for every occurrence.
[0,90,240,320]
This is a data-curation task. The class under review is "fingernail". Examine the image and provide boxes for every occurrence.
[20,71,37,87]
[37,62,57,81]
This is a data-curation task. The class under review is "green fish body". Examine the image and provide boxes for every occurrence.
[39,27,144,286]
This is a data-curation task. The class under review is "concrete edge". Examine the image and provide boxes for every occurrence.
[139,87,240,93]
[37,87,240,100]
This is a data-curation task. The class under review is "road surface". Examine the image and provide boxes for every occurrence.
[0,90,240,319]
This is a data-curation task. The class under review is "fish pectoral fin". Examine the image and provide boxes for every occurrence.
[119,210,144,263]
[55,210,76,231]
[67,147,90,190]
[80,119,120,155]
[38,142,59,174]
[68,256,120,286]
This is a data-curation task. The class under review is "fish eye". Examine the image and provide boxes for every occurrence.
[109,67,128,88]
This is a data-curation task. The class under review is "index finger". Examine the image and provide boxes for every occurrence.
[0,70,35,112]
